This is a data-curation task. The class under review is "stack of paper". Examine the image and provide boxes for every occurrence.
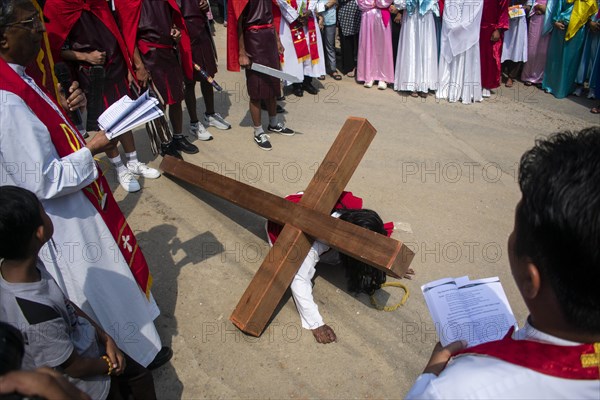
[99,90,163,139]
[421,276,517,346]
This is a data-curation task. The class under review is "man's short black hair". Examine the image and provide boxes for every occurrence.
[0,0,32,36]
[338,209,387,295]
[515,127,600,332]
[0,186,43,260]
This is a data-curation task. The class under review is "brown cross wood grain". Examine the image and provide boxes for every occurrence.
[160,117,415,336]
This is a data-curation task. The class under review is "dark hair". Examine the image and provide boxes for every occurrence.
[0,321,24,375]
[0,186,43,260]
[515,127,600,332]
[338,209,387,295]
[0,0,31,36]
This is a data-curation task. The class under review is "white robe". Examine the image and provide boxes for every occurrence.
[406,321,600,399]
[277,0,326,84]
[393,1,440,93]
[436,0,484,103]
[0,64,161,367]
[501,15,528,63]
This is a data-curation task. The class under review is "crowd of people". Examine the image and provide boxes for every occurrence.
[249,0,600,107]
[0,0,599,399]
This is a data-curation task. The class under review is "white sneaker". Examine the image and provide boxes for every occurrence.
[117,170,141,192]
[364,80,374,88]
[377,81,387,90]
[190,122,213,141]
[204,113,231,130]
[482,88,491,98]
[127,161,161,179]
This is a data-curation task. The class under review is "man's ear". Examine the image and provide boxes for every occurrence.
[521,260,541,300]
[0,33,8,50]
[34,224,45,243]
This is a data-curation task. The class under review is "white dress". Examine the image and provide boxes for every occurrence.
[436,0,484,103]
[393,0,440,93]
[0,64,161,367]
[406,321,600,399]
[502,14,528,63]
[277,0,326,84]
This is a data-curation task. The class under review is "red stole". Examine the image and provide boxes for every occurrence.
[454,327,600,380]
[26,0,60,100]
[113,0,193,80]
[0,58,153,300]
[43,0,135,77]
[267,191,394,244]
[285,0,319,65]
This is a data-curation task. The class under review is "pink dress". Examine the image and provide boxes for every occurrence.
[521,0,551,84]
[356,0,395,83]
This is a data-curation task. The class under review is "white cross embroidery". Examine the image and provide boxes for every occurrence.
[122,235,133,253]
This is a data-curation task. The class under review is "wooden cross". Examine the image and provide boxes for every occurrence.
[160,117,415,336]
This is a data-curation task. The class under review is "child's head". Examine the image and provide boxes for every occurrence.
[0,186,53,260]
[510,127,600,333]
[338,209,387,295]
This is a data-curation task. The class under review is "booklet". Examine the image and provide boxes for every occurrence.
[98,90,163,139]
[421,276,517,346]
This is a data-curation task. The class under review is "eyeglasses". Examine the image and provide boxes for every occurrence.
[2,14,48,31]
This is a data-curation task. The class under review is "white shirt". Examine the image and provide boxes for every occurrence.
[406,321,600,399]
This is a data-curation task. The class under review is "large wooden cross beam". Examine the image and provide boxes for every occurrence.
[160,117,415,336]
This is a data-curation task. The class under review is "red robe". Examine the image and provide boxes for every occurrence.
[479,0,509,89]
[113,0,193,81]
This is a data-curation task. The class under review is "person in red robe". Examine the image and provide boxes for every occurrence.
[180,0,231,142]
[479,0,509,96]
[227,0,294,151]
[43,0,162,193]
[113,0,199,156]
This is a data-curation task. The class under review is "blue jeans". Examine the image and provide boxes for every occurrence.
[322,24,337,74]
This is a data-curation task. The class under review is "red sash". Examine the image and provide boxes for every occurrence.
[454,327,600,380]
[285,0,319,65]
[43,0,136,78]
[25,0,60,100]
[267,191,394,244]
[113,0,193,80]
[0,58,153,300]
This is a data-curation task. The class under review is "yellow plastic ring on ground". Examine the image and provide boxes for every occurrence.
[370,282,410,312]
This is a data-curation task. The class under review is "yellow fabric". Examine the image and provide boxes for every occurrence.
[566,0,599,41]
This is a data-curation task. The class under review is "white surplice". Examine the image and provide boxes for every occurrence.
[436,0,484,103]
[0,64,161,367]
[277,0,326,84]
[393,0,440,93]
[406,321,600,399]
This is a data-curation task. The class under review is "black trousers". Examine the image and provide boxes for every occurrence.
[340,33,359,74]
[107,353,156,400]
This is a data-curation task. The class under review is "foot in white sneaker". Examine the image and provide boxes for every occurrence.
[482,88,491,98]
[377,81,387,90]
[118,170,141,192]
[204,113,231,130]
[127,161,161,179]
[190,122,213,141]
[364,80,374,88]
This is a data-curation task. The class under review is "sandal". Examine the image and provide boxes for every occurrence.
[346,69,356,78]
[591,106,600,114]
[318,75,326,81]
[330,72,342,80]
[410,92,419,98]
[524,81,533,86]
[505,78,514,88]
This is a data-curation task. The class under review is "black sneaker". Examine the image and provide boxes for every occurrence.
[147,346,173,370]
[268,123,295,136]
[254,133,272,150]
[173,135,199,154]
[160,141,183,159]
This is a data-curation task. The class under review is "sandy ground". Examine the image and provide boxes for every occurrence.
[105,23,600,399]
